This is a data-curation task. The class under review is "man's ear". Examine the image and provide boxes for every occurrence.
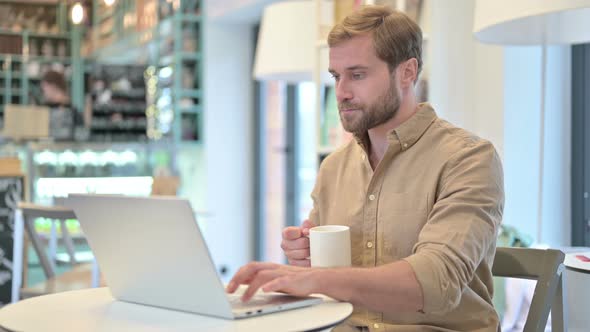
[399,58,419,88]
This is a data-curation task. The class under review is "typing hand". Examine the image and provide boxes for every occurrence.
[226,262,319,302]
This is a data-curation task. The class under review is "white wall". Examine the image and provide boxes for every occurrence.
[503,46,572,246]
[543,46,571,246]
[429,0,477,128]
[428,0,504,155]
[207,0,282,23]
[203,20,255,280]
[502,47,541,243]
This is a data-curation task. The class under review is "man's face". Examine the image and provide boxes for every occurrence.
[329,34,401,134]
[41,81,62,103]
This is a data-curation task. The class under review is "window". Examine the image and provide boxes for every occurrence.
[572,43,590,246]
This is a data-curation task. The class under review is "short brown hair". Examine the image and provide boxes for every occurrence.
[42,70,68,92]
[328,5,423,79]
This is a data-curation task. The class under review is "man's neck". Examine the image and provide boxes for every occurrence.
[367,97,418,169]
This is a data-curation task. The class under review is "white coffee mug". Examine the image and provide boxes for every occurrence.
[309,225,352,268]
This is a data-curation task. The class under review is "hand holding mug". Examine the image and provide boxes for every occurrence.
[281,219,315,267]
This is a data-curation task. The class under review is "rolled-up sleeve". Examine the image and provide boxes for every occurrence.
[403,140,504,314]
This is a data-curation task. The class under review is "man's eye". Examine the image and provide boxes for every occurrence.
[331,74,340,81]
[352,73,365,80]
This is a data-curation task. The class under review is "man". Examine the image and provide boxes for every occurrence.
[40,70,70,106]
[40,70,87,140]
[227,5,503,331]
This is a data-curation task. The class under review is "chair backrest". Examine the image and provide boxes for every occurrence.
[492,247,566,332]
[13,202,101,302]
[17,202,77,279]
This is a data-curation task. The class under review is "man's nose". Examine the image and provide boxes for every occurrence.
[335,80,353,103]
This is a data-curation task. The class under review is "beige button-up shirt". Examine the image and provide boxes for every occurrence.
[309,103,504,332]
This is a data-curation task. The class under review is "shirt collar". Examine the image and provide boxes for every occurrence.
[389,103,437,150]
[353,103,437,152]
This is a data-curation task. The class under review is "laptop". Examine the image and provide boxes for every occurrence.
[65,194,322,319]
[2,104,50,140]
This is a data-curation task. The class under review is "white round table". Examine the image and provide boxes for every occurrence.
[564,251,590,332]
[0,288,353,332]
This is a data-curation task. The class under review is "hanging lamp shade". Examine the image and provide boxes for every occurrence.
[473,0,590,45]
[253,1,333,83]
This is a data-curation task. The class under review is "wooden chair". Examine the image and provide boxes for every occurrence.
[12,202,103,301]
[18,202,78,279]
[492,247,566,332]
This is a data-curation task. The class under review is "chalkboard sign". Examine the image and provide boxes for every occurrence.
[0,176,24,305]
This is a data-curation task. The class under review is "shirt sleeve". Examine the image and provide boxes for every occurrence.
[403,140,504,314]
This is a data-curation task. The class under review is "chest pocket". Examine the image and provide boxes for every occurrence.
[377,192,429,262]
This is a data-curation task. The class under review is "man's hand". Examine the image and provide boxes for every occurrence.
[226,262,321,302]
[281,219,316,267]
[227,261,424,314]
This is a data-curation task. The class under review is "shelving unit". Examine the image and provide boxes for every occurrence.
[154,1,203,142]
[86,63,148,142]
[0,54,73,106]
[0,1,84,128]
[90,0,203,143]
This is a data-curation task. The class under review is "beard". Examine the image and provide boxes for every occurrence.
[338,78,401,135]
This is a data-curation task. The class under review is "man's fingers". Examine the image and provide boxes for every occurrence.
[227,262,278,293]
[301,219,316,230]
[227,266,252,293]
[284,248,310,260]
[282,226,302,240]
[301,220,316,236]
[280,236,309,251]
[287,258,311,267]
[261,276,288,294]
[241,270,283,302]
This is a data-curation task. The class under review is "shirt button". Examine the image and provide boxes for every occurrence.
[362,154,366,160]
[403,143,408,148]
[369,194,375,201]
[366,241,373,248]
[373,323,380,329]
